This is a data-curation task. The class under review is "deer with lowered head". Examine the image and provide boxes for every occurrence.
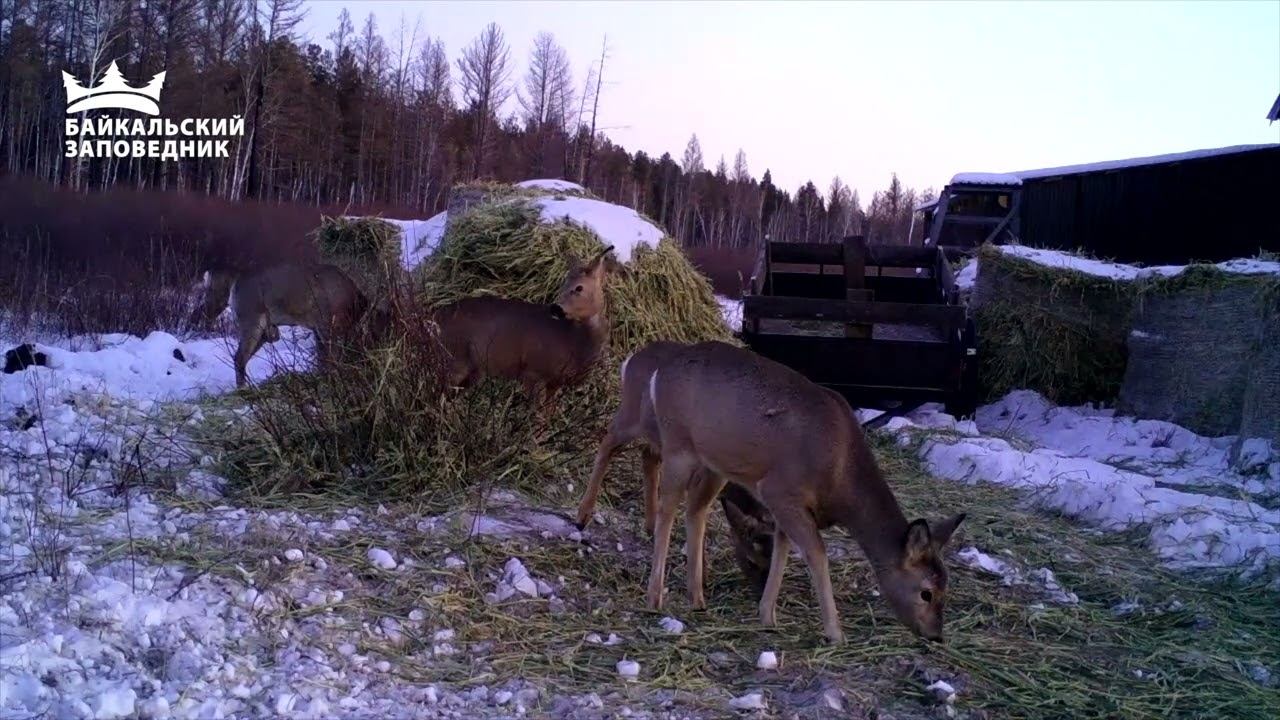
[574,340,776,594]
[429,246,614,423]
[645,341,966,643]
[200,263,368,387]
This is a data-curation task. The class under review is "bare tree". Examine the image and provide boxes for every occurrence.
[66,0,129,189]
[518,31,573,176]
[413,36,451,209]
[578,35,608,185]
[241,0,305,199]
[457,22,511,179]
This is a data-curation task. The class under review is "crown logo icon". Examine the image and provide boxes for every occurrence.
[62,61,166,116]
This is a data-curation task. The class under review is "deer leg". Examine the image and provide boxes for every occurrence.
[234,317,268,387]
[641,446,662,536]
[758,530,792,627]
[767,503,841,643]
[645,453,695,611]
[575,421,631,530]
[684,470,727,610]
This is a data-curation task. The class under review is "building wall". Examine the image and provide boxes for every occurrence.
[1018,147,1280,264]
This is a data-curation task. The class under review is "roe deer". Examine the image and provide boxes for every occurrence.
[202,263,368,387]
[430,246,613,423]
[645,341,965,643]
[573,341,776,594]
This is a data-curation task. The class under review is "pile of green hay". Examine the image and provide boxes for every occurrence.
[220,190,730,508]
[418,200,728,354]
[314,216,403,305]
[971,244,1137,405]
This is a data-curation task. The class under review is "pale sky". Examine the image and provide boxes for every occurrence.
[301,0,1280,201]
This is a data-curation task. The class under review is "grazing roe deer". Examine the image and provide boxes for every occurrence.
[646,341,965,642]
[573,341,776,594]
[201,263,368,387]
[430,246,613,422]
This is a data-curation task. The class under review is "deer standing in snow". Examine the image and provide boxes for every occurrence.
[201,263,368,387]
[644,341,966,643]
[429,246,614,425]
[573,340,776,594]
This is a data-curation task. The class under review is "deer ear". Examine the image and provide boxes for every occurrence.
[904,519,932,560]
[930,513,966,548]
[588,245,615,275]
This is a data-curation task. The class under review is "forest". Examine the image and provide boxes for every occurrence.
[1,0,935,248]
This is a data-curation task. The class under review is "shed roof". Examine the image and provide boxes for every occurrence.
[948,143,1279,187]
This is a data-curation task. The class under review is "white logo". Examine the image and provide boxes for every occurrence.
[62,60,165,116]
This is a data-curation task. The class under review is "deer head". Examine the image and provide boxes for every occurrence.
[876,513,966,641]
[555,246,613,322]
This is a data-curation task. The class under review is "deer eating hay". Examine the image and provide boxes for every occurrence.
[645,341,965,643]
[428,246,614,426]
[574,340,776,594]
[200,263,368,387]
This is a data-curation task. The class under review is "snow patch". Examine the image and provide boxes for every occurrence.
[990,245,1280,281]
[515,178,586,192]
[904,393,1280,583]
[533,196,664,263]
[716,295,742,332]
[391,213,448,270]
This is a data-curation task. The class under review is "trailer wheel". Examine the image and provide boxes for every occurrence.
[945,318,981,419]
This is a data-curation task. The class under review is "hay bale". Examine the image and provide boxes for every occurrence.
[314,216,403,304]
[1236,297,1280,462]
[1117,269,1280,440]
[971,245,1136,405]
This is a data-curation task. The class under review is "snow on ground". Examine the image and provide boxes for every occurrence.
[534,196,664,264]
[515,178,586,193]
[390,213,448,271]
[954,260,978,291]
[899,392,1280,584]
[0,331,619,718]
[5,326,1279,717]
[2,328,313,408]
[715,296,742,333]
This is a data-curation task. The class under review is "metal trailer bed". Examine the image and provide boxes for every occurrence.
[740,234,978,424]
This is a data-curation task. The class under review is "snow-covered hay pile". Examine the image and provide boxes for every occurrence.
[223,182,730,504]
[417,199,727,354]
[971,244,1136,405]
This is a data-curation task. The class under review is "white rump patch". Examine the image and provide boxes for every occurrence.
[620,352,634,384]
[648,368,660,410]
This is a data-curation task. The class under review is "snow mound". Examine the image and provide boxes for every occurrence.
[392,213,448,270]
[954,260,978,290]
[533,196,664,263]
[903,393,1280,583]
[516,178,586,192]
[2,329,313,407]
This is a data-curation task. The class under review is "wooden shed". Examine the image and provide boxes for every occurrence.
[920,144,1280,265]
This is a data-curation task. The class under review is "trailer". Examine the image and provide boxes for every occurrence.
[741,235,978,423]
